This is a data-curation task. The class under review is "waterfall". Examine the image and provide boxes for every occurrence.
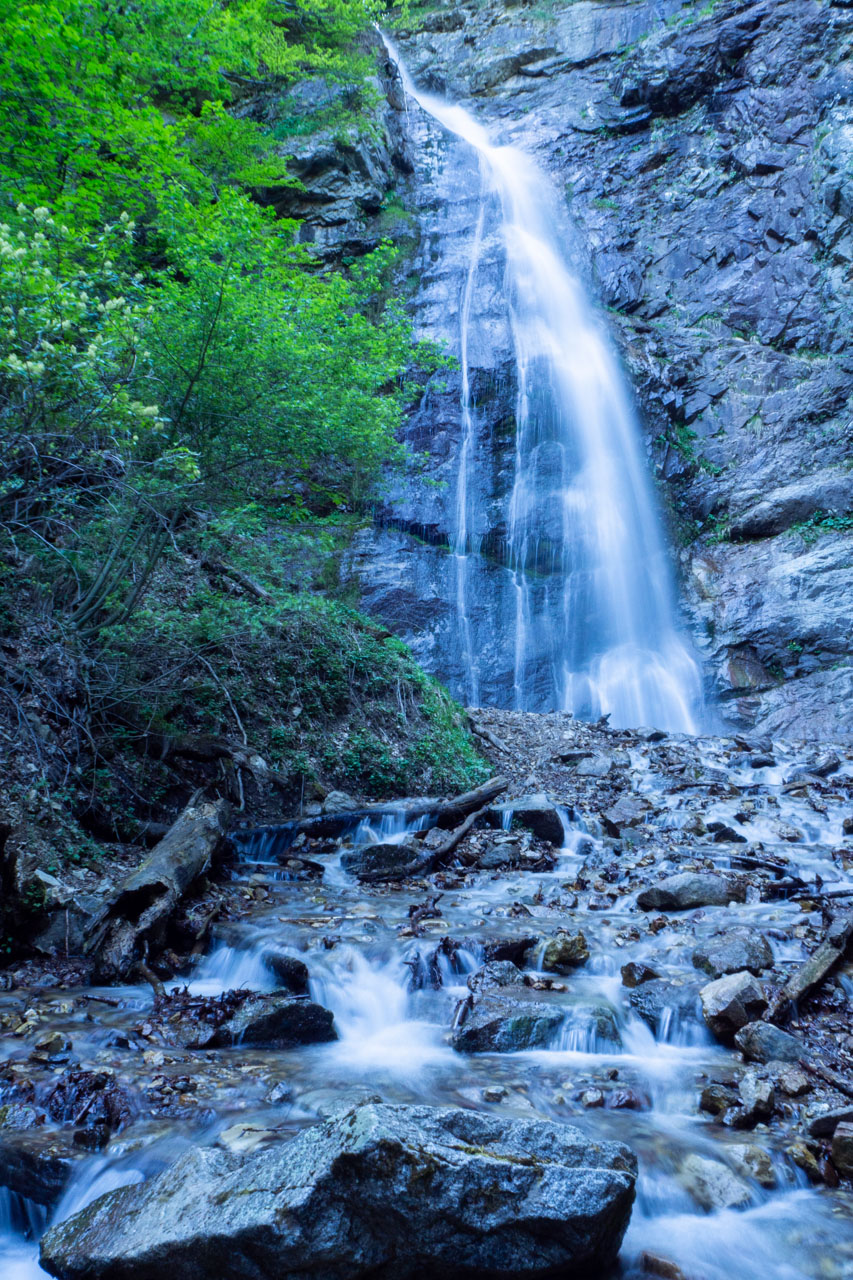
[383,37,701,733]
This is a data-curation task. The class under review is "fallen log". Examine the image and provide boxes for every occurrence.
[766,910,853,1023]
[233,777,508,859]
[86,798,231,982]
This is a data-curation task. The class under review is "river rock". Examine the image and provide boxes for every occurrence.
[169,992,336,1050]
[626,978,701,1035]
[700,973,767,1042]
[0,1130,84,1209]
[692,929,773,979]
[489,795,565,844]
[808,1107,853,1139]
[679,1154,752,1212]
[732,1070,775,1128]
[620,961,660,988]
[637,873,746,911]
[542,931,589,972]
[39,1102,638,1280]
[831,1123,853,1179]
[451,990,566,1053]
[733,1021,804,1064]
[729,1144,776,1189]
[340,840,423,881]
[467,961,526,994]
[261,950,310,994]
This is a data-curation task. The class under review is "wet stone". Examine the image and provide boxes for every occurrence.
[733,1021,804,1064]
[261,950,310,994]
[340,840,422,881]
[692,929,773,979]
[466,961,526,994]
[700,973,768,1042]
[679,1153,752,1211]
[451,990,567,1053]
[489,795,565,845]
[542,931,589,973]
[808,1106,853,1139]
[620,960,660,988]
[637,873,746,911]
[163,991,336,1050]
[729,1143,777,1188]
[831,1122,853,1179]
[627,978,701,1034]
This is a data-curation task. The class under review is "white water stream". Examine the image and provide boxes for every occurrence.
[384,38,701,731]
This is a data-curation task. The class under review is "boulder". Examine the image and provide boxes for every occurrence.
[733,1021,804,1065]
[40,1103,638,1280]
[732,1070,775,1128]
[620,961,660,988]
[478,841,521,870]
[467,961,526,994]
[261,950,310,995]
[832,1122,853,1179]
[488,795,565,844]
[626,978,701,1035]
[679,1154,751,1212]
[167,992,336,1050]
[451,990,566,1053]
[0,1129,84,1209]
[700,973,767,1042]
[692,929,773,978]
[542,931,589,973]
[340,840,423,882]
[601,796,650,835]
[808,1107,853,1139]
[637,873,746,911]
[728,1144,776,1189]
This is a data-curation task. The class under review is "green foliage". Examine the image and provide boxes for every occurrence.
[791,510,853,545]
[106,573,488,799]
[0,0,386,227]
[0,0,486,831]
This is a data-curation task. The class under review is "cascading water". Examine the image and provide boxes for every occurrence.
[383,38,701,732]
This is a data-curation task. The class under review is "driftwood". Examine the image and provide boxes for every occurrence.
[234,777,509,860]
[87,798,231,982]
[766,910,853,1023]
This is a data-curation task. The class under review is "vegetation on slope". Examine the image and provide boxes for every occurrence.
[0,0,487,911]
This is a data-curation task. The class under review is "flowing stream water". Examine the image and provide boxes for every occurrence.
[3,727,853,1278]
[383,39,701,732]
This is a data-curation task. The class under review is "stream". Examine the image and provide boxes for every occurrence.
[3,715,853,1278]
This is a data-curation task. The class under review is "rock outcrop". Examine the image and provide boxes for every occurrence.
[40,1103,638,1280]
[332,0,853,739]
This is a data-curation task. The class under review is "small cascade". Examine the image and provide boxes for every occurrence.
[381,36,701,731]
[454,200,487,706]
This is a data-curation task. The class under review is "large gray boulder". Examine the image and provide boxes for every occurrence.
[692,929,773,978]
[451,990,566,1053]
[40,1103,638,1280]
[637,873,746,911]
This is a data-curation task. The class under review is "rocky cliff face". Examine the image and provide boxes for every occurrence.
[290,2,853,740]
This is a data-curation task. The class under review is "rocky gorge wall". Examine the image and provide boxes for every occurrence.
[267,0,853,740]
